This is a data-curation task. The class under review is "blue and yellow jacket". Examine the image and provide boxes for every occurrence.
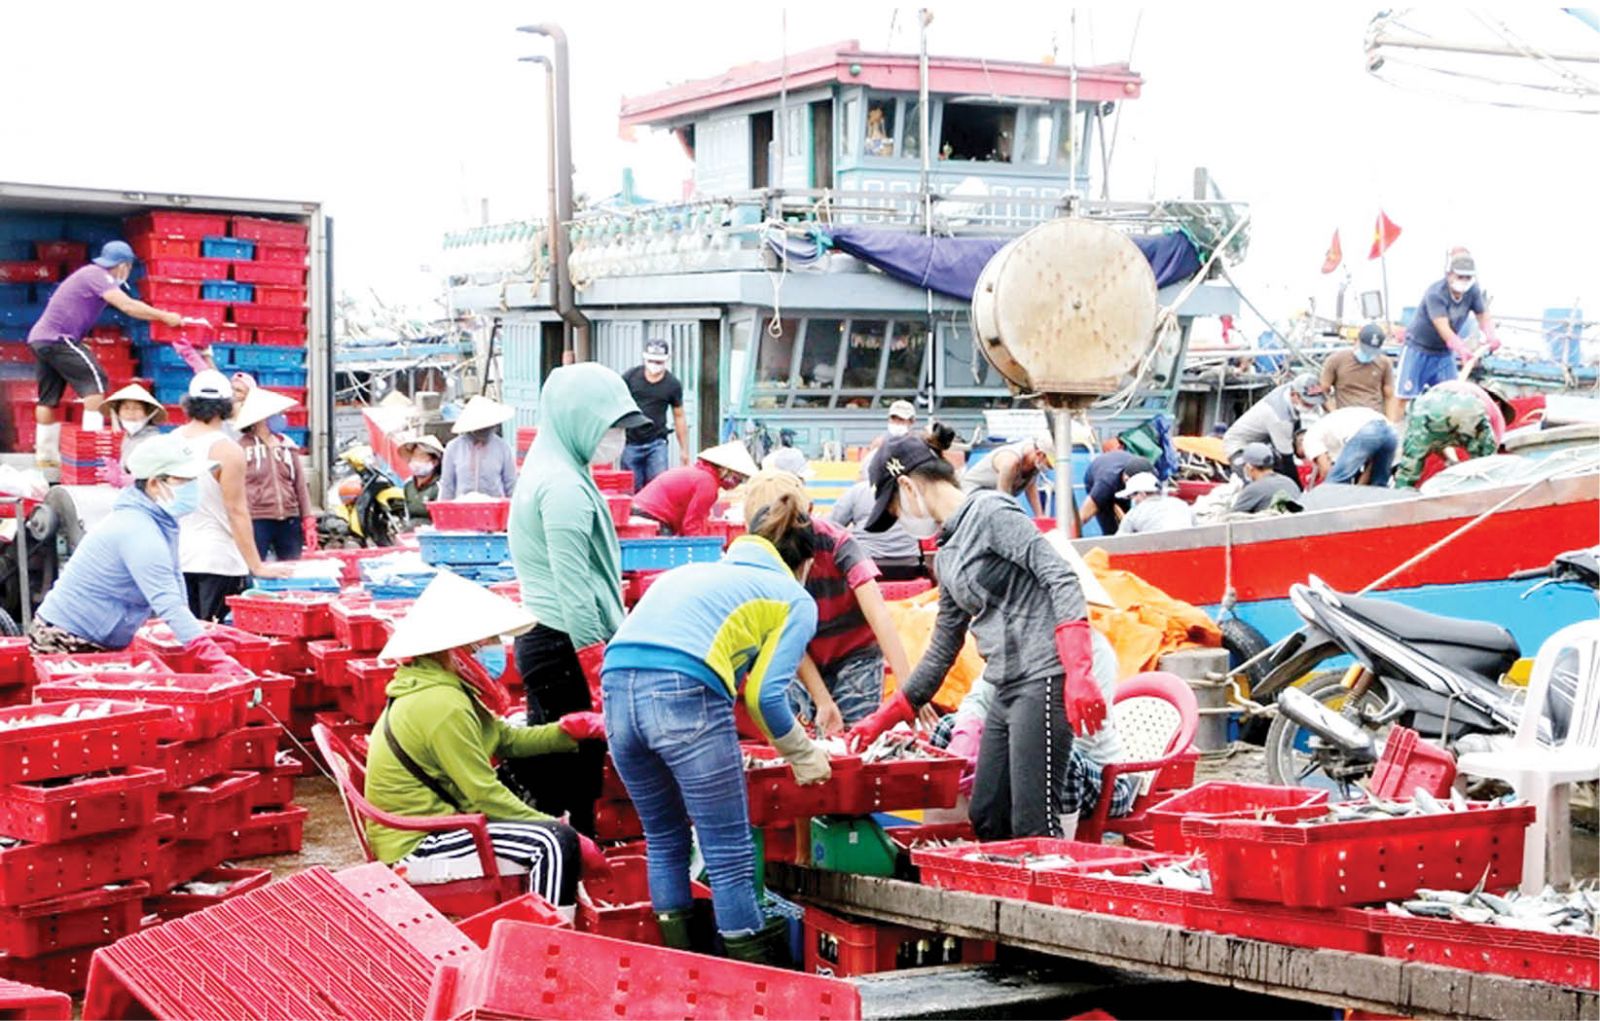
[603,535,817,739]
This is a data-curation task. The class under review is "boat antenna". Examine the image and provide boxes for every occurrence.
[776,9,787,193]
[918,8,933,235]
[1066,7,1080,209]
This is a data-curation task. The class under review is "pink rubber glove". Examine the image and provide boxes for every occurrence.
[1484,336,1502,354]
[98,459,132,487]
[946,714,985,798]
[577,832,612,879]
[846,690,915,751]
[301,517,320,552]
[1054,620,1106,738]
[184,636,252,678]
[557,711,606,742]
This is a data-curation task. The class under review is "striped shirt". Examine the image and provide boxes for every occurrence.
[804,518,881,671]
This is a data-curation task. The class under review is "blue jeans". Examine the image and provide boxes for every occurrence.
[621,438,670,492]
[252,518,303,561]
[1328,420,1397,486]
[601,667,763,936]
[787,647,885,727]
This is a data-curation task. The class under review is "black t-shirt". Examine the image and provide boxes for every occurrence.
[622,365,683,444]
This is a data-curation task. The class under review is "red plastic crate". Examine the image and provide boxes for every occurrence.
[152,833,229,894]
[229,723,284,771]
[150,735,232,791]
[883,820,977,856]
[158,770,260,840]
[243,671,295,726]
[1144,782,1330,854]
[148,319,242,344]
[34,673,255,742]
[254,326,309,346]
[847,741,964,816]
[428,499,511,532]
[457,892,571,948]
[0,637,31,687]
[134,276,201,303]
[0,975,71,1017]
[616,521,657,540]
[1369,726,1458,800]
[126,211,228,239]
[230,303,304,329]
[262,636,313,673]
[1184,801,1536,908]
[33,242,87,265]
[912,839,1168,903]
[144,866,272,920]
[229,217,308,246]
[0,765,165,844]
[163,300,227,324]
[254,242,310,265]
[230,261,305,286]
[307,639,363,689]
[0,827,161,907]
[0,945,96,997]
[590,468,633,495]
[606,495,632,527]
[575,856,660,945]
[340,659,396,725]
[1038,868,1197,926]
[251,285,308,308]
[329,601,399,652]
[1187,893,1380,954]
[743,745,863,827]
[1370,911,1599,990]
[0,263,55,284]
[30,651,167,687]
[225,592,336,638]
[802,903,993,978]
[593,799,643,842]
[131,621,274,673]
[0,701,169,786]
[427,919,861,1021]
[290,668,339,711]
[220,805,308,859]
[129,236,199,261]
[246,760,301,810]
[0,881,147,959]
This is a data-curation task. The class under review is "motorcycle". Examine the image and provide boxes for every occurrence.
[1256,547,1599,793]
[321,445,409,548]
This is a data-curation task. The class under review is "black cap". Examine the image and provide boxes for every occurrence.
[1358,322,1386,349]
[1120,456,1154,483]
[863,435,943,532]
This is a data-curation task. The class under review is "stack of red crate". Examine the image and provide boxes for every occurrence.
[0,637,32,708]
[0,698,171,994]
[228,216,310,348]
[124,212,239,346]
[58,423,122,485]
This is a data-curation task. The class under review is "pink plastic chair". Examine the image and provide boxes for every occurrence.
[1077,671,1200,845]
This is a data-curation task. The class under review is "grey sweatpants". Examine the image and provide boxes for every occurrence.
[968,673,1074,840]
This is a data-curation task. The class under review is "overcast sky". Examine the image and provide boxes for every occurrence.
[2,3,1594,341]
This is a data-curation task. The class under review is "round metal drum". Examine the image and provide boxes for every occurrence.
[970,218,1158,398]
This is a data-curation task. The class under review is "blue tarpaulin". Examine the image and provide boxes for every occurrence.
[815,227,1202,301]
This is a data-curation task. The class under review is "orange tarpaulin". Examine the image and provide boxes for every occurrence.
[883,549,1222,710]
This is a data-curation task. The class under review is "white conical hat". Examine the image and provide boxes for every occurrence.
[378,570,538,661]
[451,395,515,435]
[397,433,446,459]
[233,387,299,431]
[698,440,759,478]
[105,383,167,424]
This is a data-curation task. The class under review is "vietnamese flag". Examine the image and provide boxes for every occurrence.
[1321,230,1342,274]
[1368,211,1402,259]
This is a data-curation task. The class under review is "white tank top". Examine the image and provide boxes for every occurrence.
[179,430,249,577]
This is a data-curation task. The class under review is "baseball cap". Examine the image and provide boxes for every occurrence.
[643,339,669,364]
[126,433,216,481]
[92,240,136,269]
[863,434,943,532]
[1447,253,1477,278]
[887,399,916,422]
[1290,372,1326,406]
[187,370,232,400]
[760,446,814,479]
[1116,471,1160,499]
[1357,323,1386,349]
[1241,442,1276,468]
[1030,429,1056,466]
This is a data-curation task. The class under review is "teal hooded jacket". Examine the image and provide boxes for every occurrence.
[509,363,642,646]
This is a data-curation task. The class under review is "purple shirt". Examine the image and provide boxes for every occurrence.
[28,265,119,343]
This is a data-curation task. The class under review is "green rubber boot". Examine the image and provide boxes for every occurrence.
[721,916,791,968]
[655,908,694,951]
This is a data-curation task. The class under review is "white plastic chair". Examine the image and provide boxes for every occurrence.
[1457,619,1600,892]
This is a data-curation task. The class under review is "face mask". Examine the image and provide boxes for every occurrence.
[121,417,149,435]
[160,479,201,517]
[472,642,507,679]
[886,422,910,437]
[409,458,437,478]
[1354,346,1377,364]
[718,471,742,491]
[590,427,626,466]
[896,479,940,539]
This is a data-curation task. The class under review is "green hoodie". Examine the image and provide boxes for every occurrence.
[509,363,641,646]
[363,656,577,863]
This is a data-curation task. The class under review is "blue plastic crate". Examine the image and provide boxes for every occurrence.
[255,369,307,387]
[282,427,309,447]
[0,306,44,329]
[366,582,429,601]
[62,216,122,246]
[201,236,255,261]
[128,322,151,343]
[0,242,33,261]
[153,385,188,403]
[417,530,511,566]
[457,564,517,584]
[0,213,64,242]
[619,536,725,571]
[0,284,31,307]
[138,345,195,371]
[201,280,253,303]
[251,576,341,593]
[219,344,306,370]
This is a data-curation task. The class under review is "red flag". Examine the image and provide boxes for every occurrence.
[1320,230,1342,274]
[1368,211,1402,260]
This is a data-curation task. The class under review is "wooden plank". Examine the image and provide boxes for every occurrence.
[769,865,1600,1021]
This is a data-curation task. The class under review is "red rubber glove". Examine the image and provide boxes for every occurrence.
[184,636,252,678]
[1054,620,1105,738]
[577,832,612,878]
[301,517,319,552]
[845,690,915,751]
[557,711,606,742]
[574,642,605,704]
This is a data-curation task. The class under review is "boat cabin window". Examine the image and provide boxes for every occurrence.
[884,321,928,391]
[864,97,896,158]
[755,317,799,398]
[1019,106,1053,165]
[794,319,845,407]
[940,102,1016,162]
[840,96,860,158]
[900,99,925,159]
[936,319,1004,407]
[843,319,888,389]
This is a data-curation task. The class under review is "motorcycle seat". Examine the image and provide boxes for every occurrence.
[1338,592,1521,679]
